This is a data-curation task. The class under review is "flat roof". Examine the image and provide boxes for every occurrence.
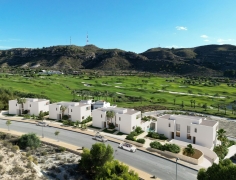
[200,120,218,127]
[160,114,202,121]
[98,107,140,115]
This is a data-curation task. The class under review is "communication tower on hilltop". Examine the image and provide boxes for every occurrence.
[86,32,89,45]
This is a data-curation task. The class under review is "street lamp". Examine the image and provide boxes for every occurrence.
[176,158,180,180]
[42,125,44,138]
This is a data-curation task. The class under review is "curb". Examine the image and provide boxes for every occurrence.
[1,117,200,171]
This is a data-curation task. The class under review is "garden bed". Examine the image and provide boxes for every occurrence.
[87,125,101,130]
[124,139,144,147]
[102,128,117,134]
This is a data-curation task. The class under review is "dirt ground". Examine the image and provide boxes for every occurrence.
[0,140,84,180]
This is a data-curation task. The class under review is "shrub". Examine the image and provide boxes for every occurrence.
[57,146,66,152]
[126,134,135,141]
[214,145,229,160]
[135,126,143,134]
[18,133,41,149]
[11,145,20,153]
[62,115,69,120]
[23,114,31,119]
[108,123,115,129]
[164,144,180,153]
[150,141,162,149]
[136,138,145,144]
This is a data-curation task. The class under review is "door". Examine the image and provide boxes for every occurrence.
[172,132,174,139]
[193,137,196,144]
[104,122,106,128]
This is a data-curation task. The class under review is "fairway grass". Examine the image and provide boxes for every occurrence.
[1,74,236,118]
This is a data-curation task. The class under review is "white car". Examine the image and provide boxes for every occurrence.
[93,135,108,142]
[36,122,48,127]
[118,143,137,152]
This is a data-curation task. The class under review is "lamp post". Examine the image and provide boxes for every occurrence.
[176,158,180,180]
[42,125,44,138]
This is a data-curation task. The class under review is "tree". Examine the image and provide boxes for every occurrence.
[217,129,227,145]
[95,160,139,180]
[173,98,176,105]
[17,97,26,114]
[106,111,115,123]
[202,103,207,111]
[193,100,196,108]
[60,105,66,119]
[18,133,41,149]
[181,101,184,109]
[6,120,11,131]
[38,111,44,120]
[54,130,60,142]
[78,143,114,178]
[197,159,236,180]
[190,100,194,107]
[183,144,195,157]
[150,97,155,102]
[71,89,77,101]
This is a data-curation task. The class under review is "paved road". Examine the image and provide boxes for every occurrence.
[0,119,197,180]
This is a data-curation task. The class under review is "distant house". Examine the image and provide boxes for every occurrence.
[49,101,91,122]
[8,98,50,116]
[156,114,219,149]
[92,106,141,134]
[92,100,112,110]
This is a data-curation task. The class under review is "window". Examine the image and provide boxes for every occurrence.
[101,114,102,118]
[16,104,17,106]
[132,126,135,130]
[82,116,84,119]
[176,132,180,137]
[176,124,180,131]
[71,109,72,112]
[187,134,191,140]
[115,124,118,127]
[30,104,31,107]
[195,128,197,133]
[169,123,171,127]
[119,117,121,121]
[86,107,89,110]
[187,126,190,133]
[56,108,57,111]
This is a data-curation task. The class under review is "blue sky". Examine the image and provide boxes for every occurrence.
[0,0,236,53]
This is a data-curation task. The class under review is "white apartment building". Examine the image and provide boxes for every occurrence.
[49,101,91,122]
[92,106,141,134]
[157,114,219,149]
[8,98,49,116]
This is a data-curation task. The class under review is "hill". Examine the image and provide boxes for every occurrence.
[0,44,236,76]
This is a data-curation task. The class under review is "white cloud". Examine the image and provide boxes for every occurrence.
[200,35,208,38]
[204,39,210,42]
[217,38,234,44]
[176,26,187,31]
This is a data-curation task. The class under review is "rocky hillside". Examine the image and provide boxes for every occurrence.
[0,44,236,76]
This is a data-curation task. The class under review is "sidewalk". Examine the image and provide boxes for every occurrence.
[0,128,159,180]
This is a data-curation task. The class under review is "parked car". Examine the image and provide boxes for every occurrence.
[92,135,108,142]
[118,142,137,152]
[36,122,48,127]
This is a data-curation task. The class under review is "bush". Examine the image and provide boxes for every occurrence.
[134,126,143,134]
[18,133,41,149]
[147,132,168,140]
[11,145,20,153]
[23,114,31,119]
[150,141,180,153]
[57,146,66,152]
[136,139,145,144]
[126,134,135,141]
[214,145,229,160]
[108,123,115,129]
[150,141,162,149]
[62,115,69,120]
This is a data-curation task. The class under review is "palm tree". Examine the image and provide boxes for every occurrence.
[54,130,60,142]
[183,144,195,157]
[217,129,228,146]
[193,100,196,108]
[173,98,176,105]
[181,101,184,109]
[190,100,194,107]
[17,97,26,114]
[6,120,11,131]
[71,90,77,101]
[60,105,66,120]
[106,111,115,124]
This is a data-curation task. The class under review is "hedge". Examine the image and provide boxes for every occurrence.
[150,141,180,154]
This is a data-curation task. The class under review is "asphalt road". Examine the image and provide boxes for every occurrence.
[0,119,197,180]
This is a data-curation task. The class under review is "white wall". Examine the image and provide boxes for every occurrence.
[49,104,61,119]
[156,118,175,139]
[92,109,106,128]
[8,100,20,114]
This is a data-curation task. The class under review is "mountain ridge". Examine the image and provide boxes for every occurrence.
[0,44,236,76]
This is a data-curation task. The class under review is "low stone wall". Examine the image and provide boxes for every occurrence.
[147,147,204,165]
[124,139,144,147]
